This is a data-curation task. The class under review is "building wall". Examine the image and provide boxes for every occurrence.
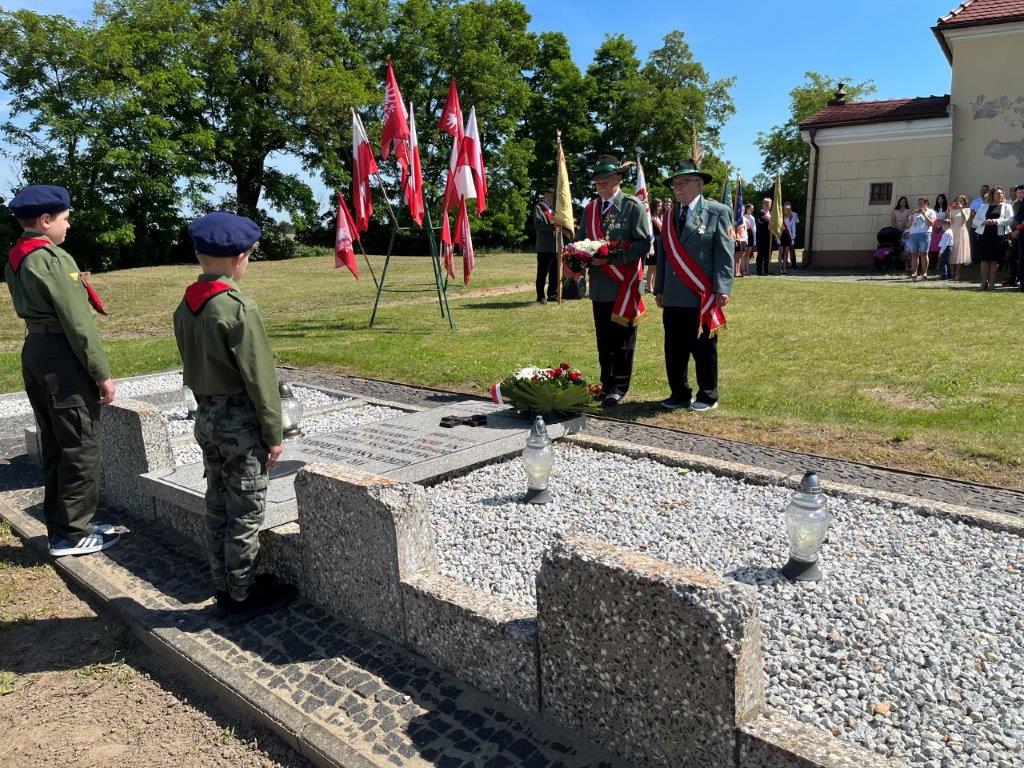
[802,125,952,268]
[946,22,1024,197]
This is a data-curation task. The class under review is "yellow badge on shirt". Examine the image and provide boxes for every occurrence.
[69,271,79,281]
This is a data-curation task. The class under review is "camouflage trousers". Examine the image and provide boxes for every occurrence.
[194,396,269,601]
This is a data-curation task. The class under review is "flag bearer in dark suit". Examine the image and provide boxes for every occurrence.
[173,212,295,623]
[655,158,734,412]
[5,185,120,557]
[575,156,652,407]
[533,189,559,302]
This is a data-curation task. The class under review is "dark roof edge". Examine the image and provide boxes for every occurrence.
[934,12,1024,63]
[798,109,950,132]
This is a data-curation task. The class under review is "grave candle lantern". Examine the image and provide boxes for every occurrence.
[521,415,553,504]
[781,470,831,582]
[181,384,198,417]
[279,382,304,438]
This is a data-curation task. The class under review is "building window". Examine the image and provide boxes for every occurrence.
[869,183,893,205]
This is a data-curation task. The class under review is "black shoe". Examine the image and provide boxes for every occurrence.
[536,297,547,304]
[224,581,297,624]
[660,396,690,411]
[602,393,622,407]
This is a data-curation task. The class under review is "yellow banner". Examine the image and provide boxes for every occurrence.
[769,174,784,239]
[553,140,575,232]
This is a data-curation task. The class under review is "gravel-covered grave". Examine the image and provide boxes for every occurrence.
[425,444,1024,768]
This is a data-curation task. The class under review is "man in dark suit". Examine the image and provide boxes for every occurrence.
[533,189,558,302]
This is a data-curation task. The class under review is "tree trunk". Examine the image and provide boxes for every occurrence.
[235,168,264,220]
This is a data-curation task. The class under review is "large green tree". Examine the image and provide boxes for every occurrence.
[0,5,212,269]
[520,31,594,202]
[754,71,876,219]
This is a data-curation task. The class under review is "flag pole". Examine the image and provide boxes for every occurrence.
[555,130,564,304]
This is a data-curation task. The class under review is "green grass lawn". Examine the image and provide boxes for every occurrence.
[2,250,1021,487]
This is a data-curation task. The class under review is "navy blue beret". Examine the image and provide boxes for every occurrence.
[188,212,262,257]
[8,185,71,218]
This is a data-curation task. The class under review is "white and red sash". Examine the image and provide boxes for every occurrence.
[584,198,644,326]
[662,204,726,334]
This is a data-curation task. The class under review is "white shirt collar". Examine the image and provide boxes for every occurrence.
[600,189,623,205]
[681,193,702,210]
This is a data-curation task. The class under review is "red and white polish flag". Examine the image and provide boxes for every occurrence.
[439,80,465,212]
[380,59,410,167]
[351,110,379,233]
[334,192,360,279]
[454,197,475,286]
[440,210,456,279]
[457,106,488,215]
[403,102,425,227]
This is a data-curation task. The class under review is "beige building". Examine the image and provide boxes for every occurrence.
[800,0,1024,268]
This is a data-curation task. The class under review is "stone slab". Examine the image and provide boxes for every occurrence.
[739,713,904,768]
[23,425,40,465]
[401,572,540,714]
[537,536,765,768]
[144,400,584,527]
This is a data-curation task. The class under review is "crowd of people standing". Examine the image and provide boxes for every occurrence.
[891,183,1024,290]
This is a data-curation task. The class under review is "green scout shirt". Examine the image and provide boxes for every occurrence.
[654,195,734,308]
[172,274,283,446]
[574,191,652,303]
[4,233,111,382]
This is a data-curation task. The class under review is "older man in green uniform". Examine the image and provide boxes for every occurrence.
[5,185,119,556]
[576,155,652,407]
[173,212,294,623]
[655,158,734,412]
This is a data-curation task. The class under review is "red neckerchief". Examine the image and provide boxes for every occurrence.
[185,280,234,314]
[583,198,644,326]
[7,237,51,273]
[662,203,725,334]
[8,237,108,315]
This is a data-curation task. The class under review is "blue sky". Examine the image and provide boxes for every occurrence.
[1,0,958,205]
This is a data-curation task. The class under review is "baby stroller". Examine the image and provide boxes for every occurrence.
[873,226,903,274]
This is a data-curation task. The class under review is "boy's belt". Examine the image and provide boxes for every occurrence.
[25,322,64,335]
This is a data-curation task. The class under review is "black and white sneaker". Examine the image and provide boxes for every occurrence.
[48,530,120,557]
[689,400,718,413]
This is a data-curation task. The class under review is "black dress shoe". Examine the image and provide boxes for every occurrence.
[602,393,621,407]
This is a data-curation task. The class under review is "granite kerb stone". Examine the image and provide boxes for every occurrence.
[569,433,1024,538]
[294,461,437,644]
[100,397,175,519]
[537,535,764,768]
[739,712,906,768]
[401,570,540,714]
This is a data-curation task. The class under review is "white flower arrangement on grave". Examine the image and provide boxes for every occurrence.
[490,363,602,419]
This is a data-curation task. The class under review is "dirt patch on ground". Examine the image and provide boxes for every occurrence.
[861,387,939,411]
[0,522,308,768]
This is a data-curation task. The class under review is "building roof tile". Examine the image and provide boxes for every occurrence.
[937,0,1024,28]
[799,96,950,130]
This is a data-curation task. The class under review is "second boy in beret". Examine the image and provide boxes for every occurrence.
[173,212,294,623]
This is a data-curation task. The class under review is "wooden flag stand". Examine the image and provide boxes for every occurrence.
[368,179,454,331]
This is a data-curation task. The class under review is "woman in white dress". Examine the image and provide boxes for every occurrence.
[948,195,972,281]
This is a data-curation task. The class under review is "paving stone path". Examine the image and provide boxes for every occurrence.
[0,447,623,768]
[284,370,1024,518]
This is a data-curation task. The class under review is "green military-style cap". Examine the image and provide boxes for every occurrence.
[589,155,635,181]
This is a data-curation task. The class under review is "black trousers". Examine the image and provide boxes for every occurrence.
[1018,236,1024,290]
[536,252,558,300]
[22,332,102,543]
[755,237,774,275]
[663,306,718,404]
[591,301,637,397]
